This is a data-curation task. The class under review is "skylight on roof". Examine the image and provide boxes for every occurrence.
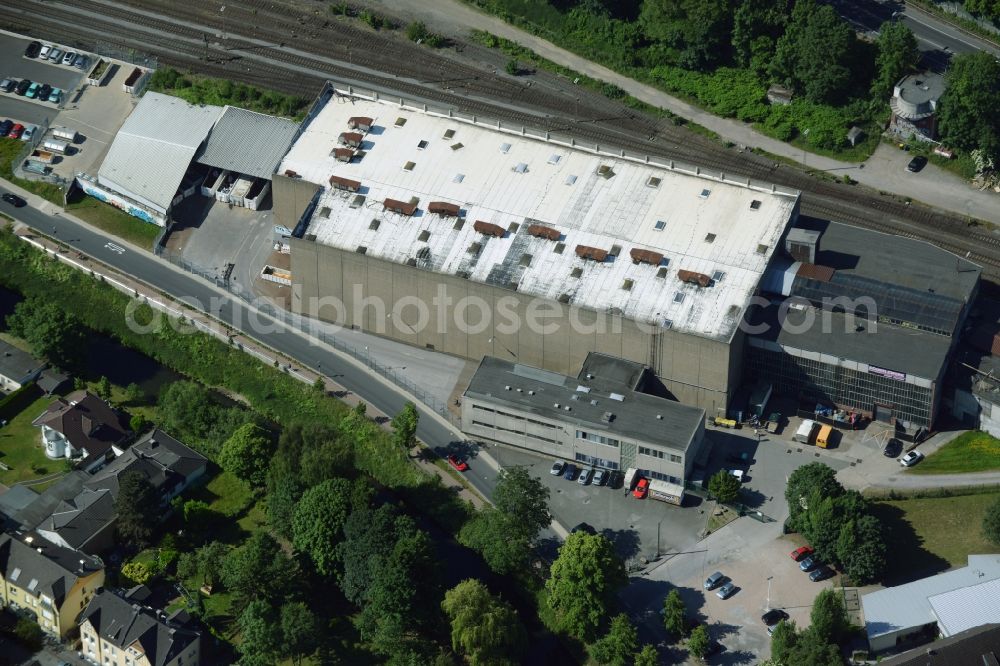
[750,199,762,210]
[453,173,465,183]
[27,578,38,591]
[756,243,769,255]
[647,176,662,188]
[443,129,456,139]
[565,175,577,185]
[418,230,431,242]
[500,143,511,153]
[548,154,562,165]
[712,270,726,282]
[654,220,666,231]
[417,140,428,150]
[705,233,716,243]
[700,188,711,198]
[514,163,528,173]
[10,567,21,581]
[403,161,415,171]
[662,319,673,329]
[395,117,407,127]
[673,292,685,303]
[451,143,464,151]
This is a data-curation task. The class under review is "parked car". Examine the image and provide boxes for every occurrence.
[703,571,725,590]
[62,51,77,66]
[38,84,52,101]
[8,124,24,139]
[577,468,594,485]
[762,609,789,626]
[799,556,819,572]
[810,565,835,582]
[883,438,903,458]
[562,463,578,481]
[21,125,36,141]
[2,193,27,207]
[48,88,62,103]
[632,477,649,498]
[48,47,63,62]
[789,545,814,561]
[24,41,42,58]
[899,450,924,467]
[38,44,52,59]
[75,54,90,70]
[906,155,928,173]
[592,469,607,486]
[0,78,15,93]
[25,82,39,99]
[550,460,565,476]
[716,582,736,600]
[446,454,468,472]
[0,120,12,137]
[15,79,31,95]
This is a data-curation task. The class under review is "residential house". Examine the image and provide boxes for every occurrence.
[32,390,131,471]
[80,587,202,666]
[0,530,105,637]
[0,339,44,393]
[889,72,945,142]
[9,430,207,555]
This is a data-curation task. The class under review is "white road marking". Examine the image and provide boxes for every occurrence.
[104,242,125,254]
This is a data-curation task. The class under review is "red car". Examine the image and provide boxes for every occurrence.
[8,124,24,139]
[632,477,649,499]
[790,546,814,562]
[446,454,469,472]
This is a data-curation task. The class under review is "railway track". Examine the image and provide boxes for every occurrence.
[5,0,1000,280]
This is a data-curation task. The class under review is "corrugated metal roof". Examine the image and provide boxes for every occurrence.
[929,577,1000,637]
[196,106,300,179]
[98,92,222,213]
[862,555,1000,640]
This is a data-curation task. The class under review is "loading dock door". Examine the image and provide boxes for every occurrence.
[873,404,893,424]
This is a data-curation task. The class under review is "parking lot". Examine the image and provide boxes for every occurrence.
[0,32,84,128]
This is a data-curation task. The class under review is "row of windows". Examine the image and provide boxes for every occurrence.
[639,469,682,485]
[576,430,620,447]
[471,420,559,444]
[472,404,560,429]
[638,446,683,464]
[575,453,620,470]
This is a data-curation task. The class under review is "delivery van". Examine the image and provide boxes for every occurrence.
[816,424,834,448]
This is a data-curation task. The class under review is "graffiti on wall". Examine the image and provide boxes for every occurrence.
[78,181,164,226]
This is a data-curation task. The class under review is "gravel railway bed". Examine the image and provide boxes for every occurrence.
[5,0,1000,281]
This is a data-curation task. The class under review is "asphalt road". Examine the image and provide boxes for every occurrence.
[0,182,503,502]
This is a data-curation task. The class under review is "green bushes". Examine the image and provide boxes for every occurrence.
[147,68,309,119]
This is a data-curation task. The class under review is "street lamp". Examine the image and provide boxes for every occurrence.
[766,575,774,611]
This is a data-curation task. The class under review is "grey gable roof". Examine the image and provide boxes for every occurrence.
[0,531,103,606]
[195,105,300,180]
[81,590,200,666]
[0,339,43,382]
[84,429,207,499]
[37,488,116,550]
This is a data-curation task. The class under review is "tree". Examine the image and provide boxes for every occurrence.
[785,462,843,530]
[176,552,199,581]
[459,510,532,575]
[810,588,848,644]
[493,466,552,535]
[96,376,112,400]
[640,0,735,70]
[770,619,798,664]
[267,463,305,539]
[837,514,887,584]
[391,402,419,450]
[731,0,789,69]
[115,470,159,549]
[590,613,638,666]
[785,629,842,666]
[221,532,291,609]
[545,532,627,641]
[158,381,217,442]
[505,58,519,75]
[939,52,1000,161]
[984,495,1000,545]
[803,489,868,564]
[13,617,44,650]
[770,0,855,103]
[198,540,227,588]
[129,413,149,434]
[6,297,87,368]
[237,600,282,666]
[871,21,919,99]
[121,561,153,585]
[687,624,711,661]
[406,20,430,42]
[661,588,687,639]
[634,645,659,666]
[441,579,527,666]
[292,477,353,577]
[708,469,741,504]
[219,423,273,489]
[280,601,320,666]
[312,376,325,393]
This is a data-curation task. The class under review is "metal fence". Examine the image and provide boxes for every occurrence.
[154,244,459,425]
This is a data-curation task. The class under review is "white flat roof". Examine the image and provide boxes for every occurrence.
[279,92,799,341]
[98,92,222,214]
[929,577,1000,637]
[862,555,1000,640]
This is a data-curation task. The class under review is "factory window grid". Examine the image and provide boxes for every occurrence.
[472,404,561,429]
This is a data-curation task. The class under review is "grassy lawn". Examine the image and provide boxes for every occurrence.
[912,431,1000,474]
[66,190,162,249]
[871,491,999,584]
[0,392,62,485]
[0,137,64,205]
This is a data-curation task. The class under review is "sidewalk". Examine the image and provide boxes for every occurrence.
[373,0,1000,223]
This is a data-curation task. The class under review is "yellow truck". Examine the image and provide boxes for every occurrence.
[816,424,834,448]
[712,416,738,429]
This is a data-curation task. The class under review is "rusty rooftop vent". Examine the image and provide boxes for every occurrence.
[427,201,461,217]
[348,116,373,130]
[629,248,664,266]
[339,132,364,147]
[575,245,609,262]
[473,220,506,238]
[329,175,361,192]
[332,147,354,162]
[528,224,560,241]
[383,198,417,216]
[677,269,712,287]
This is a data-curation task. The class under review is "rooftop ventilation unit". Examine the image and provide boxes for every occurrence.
[786,228,821,263]
[348,116,373,131]
[601,411,614,423]
[678,270,712,287]
[428,201,461,217]
[630,248,664,266]
[473,220,506,238]
[331,147,354,162]
[609,393,625,402]
[383,198,417,216]
[528,390,535,395]
[576,385,591,393]
[575,245,609,262]
[329,175,361,192]
[339,132,364,147]
[527,224,560,241]
[597,165,615,179]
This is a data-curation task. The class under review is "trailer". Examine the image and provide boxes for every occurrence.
[22,160,51,175]
[794,419,818,445]
[623,467,639,492]
[50,126,77,142]
[648,479,685,506]
[42,139,69,154]
[30,150,55,164]
[260,265,291,286]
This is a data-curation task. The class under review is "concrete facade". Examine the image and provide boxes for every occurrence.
[290,237,738,414]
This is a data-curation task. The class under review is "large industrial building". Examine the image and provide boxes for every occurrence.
[745,220,980,431]
[274,87,802,414]
[82,91,300,226]
[462,353,706,486]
